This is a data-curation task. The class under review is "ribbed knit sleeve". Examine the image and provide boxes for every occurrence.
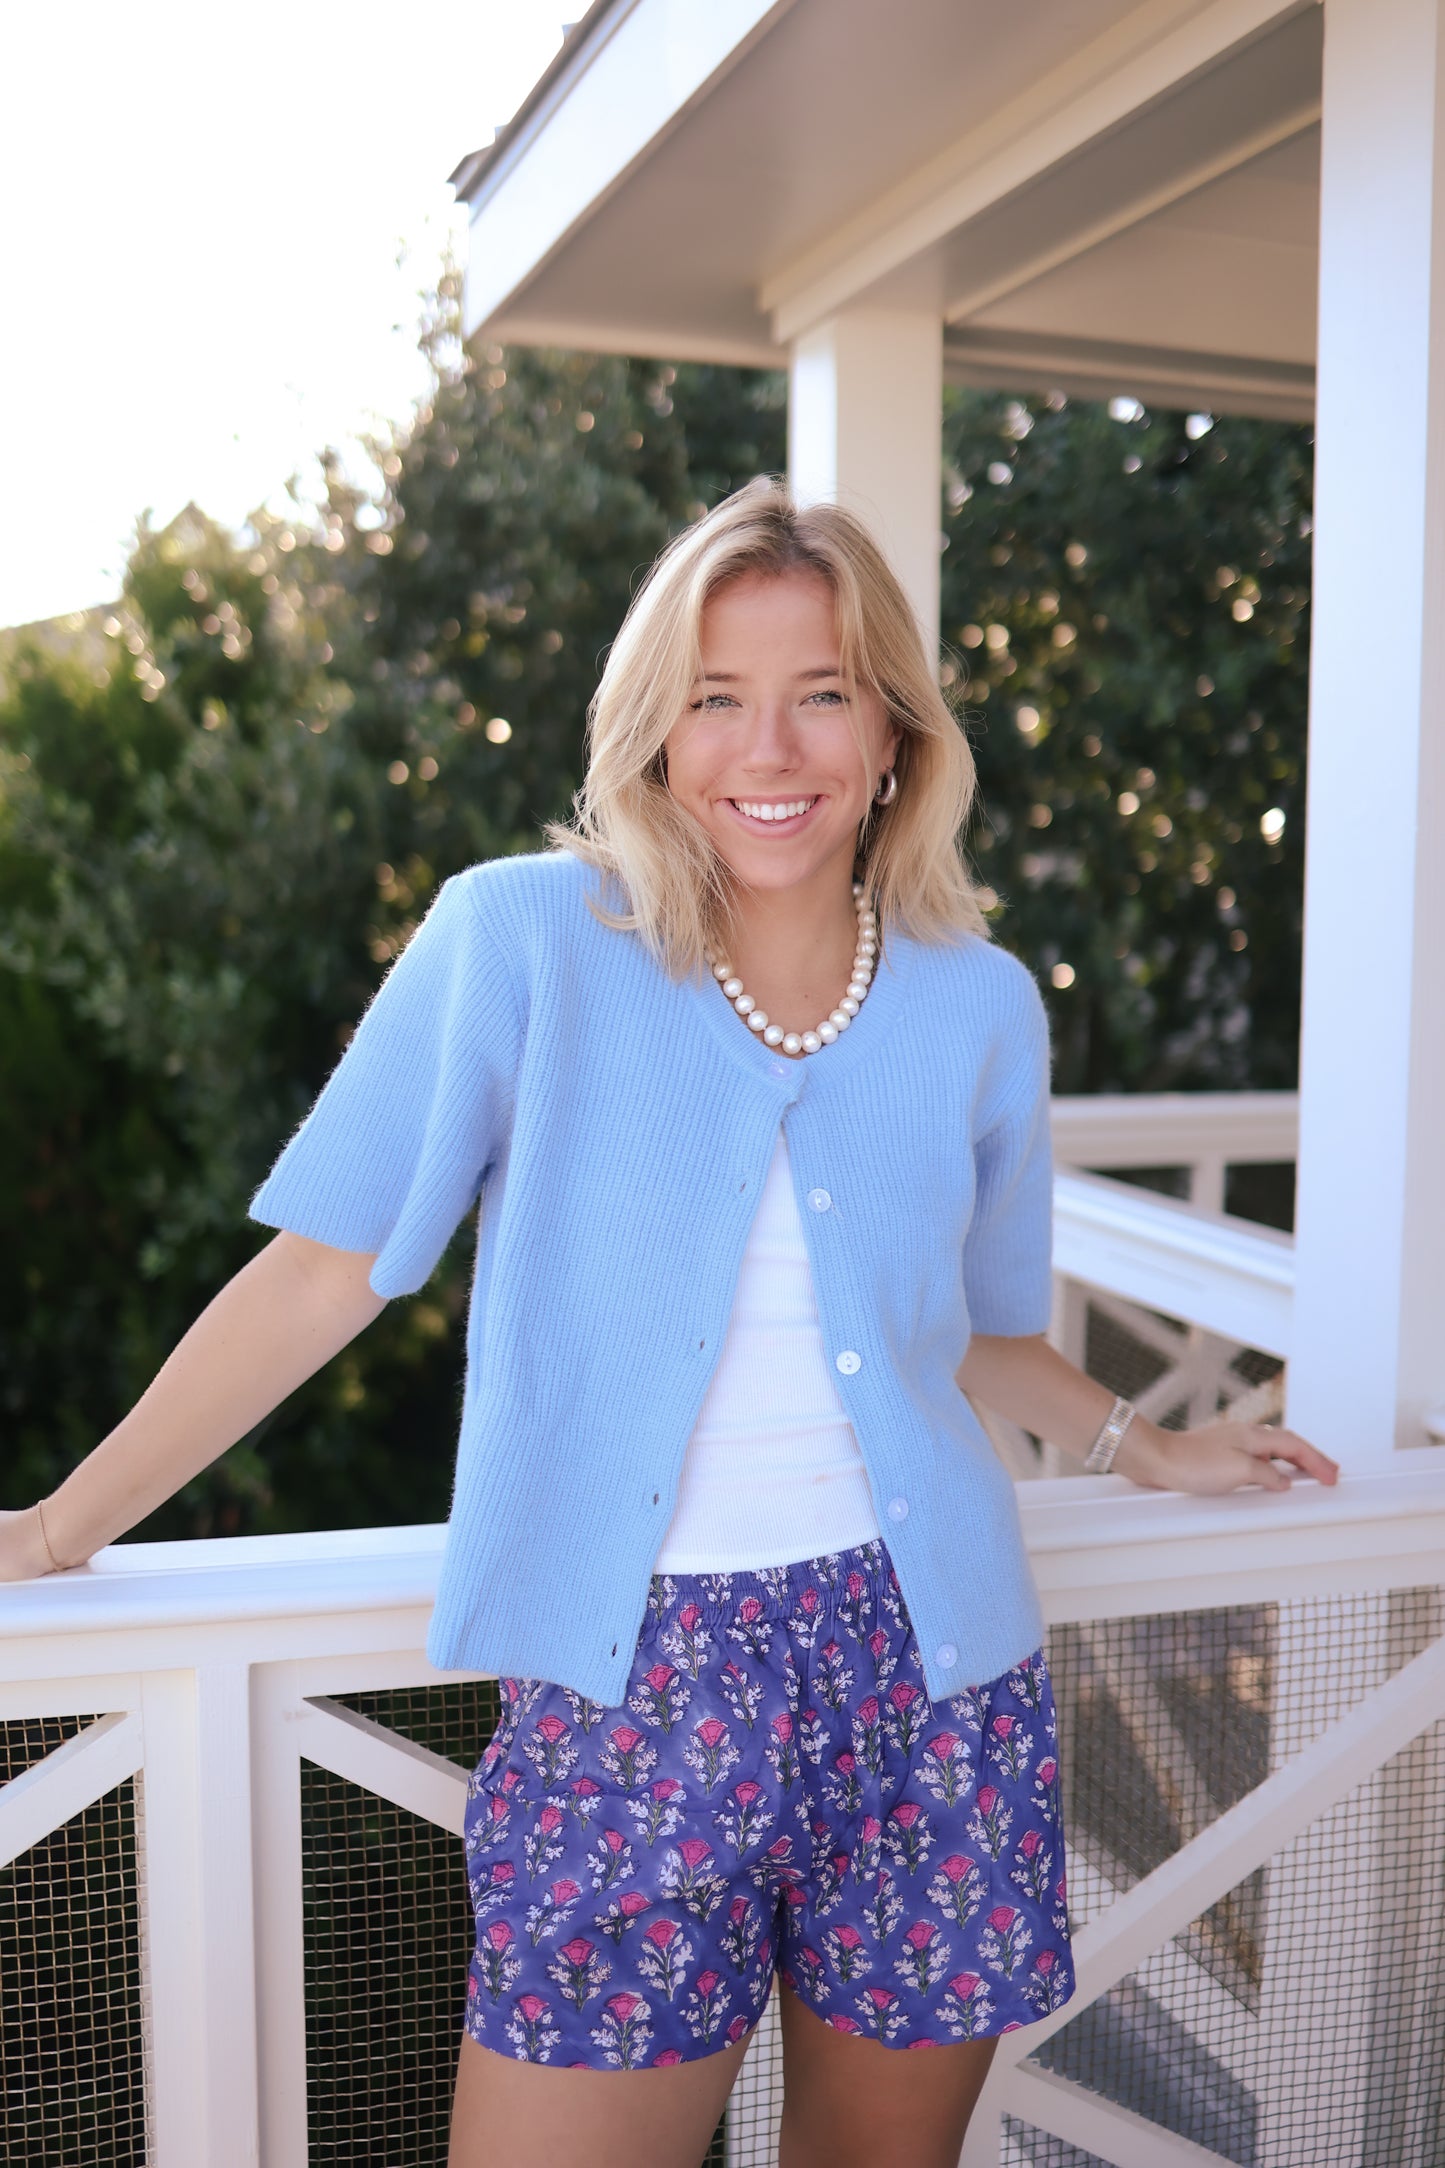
[249,871,520,1298]
[961,967,1054,1335]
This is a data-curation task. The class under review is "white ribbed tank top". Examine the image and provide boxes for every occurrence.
[653,1129,882,1573]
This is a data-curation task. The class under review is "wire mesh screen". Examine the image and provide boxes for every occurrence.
[1018,1588,1445,2167]
[300,1680,741,2167]
[301,1681,499,2168]
[0,1715,148,2165]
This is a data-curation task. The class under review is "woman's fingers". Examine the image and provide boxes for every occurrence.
[1244,1426,1341,1486]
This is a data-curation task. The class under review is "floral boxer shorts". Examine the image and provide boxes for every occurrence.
[462,1539,1074,2067]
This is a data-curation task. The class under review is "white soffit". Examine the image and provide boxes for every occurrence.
[459,0,1322,412]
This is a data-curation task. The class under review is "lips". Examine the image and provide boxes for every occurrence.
[727,795,819,826]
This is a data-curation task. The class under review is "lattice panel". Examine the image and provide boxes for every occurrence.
[0,1716,148,2166]
[1020,1589,1445,2166]
[301,1681,498,2168]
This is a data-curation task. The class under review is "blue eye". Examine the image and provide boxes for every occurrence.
[805,688,846,707]
[688,693,737,712]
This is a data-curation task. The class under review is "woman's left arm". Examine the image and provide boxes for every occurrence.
[957,1332,1340,1495]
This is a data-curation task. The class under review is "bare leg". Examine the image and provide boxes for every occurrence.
[447,2025,753,2168]
[775,1981,997,2168]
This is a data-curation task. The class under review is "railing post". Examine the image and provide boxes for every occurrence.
[787,305,943,653]
[138,1663,260,2166]
[1291,0,1445,1463]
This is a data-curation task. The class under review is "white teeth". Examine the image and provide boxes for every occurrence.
[733,797,816,822]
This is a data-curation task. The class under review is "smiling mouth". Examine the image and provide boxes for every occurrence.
[727,795,820,825]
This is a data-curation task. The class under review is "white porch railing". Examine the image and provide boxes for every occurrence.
[27,1088,1445,2168]
[8,1468,1445,2167]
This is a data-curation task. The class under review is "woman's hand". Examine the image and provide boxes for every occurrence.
[1115,1418,1340,1496]
[0,1506,61,1583]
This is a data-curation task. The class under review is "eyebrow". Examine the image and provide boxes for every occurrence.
[696,666,844,682]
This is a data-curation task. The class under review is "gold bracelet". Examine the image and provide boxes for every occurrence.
[1084,1395,1137,1474]
[34,1498,64,1574]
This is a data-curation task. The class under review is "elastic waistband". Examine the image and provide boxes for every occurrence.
[647,1537,897,1626]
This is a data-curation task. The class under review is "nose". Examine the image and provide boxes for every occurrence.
[739,696,802,774]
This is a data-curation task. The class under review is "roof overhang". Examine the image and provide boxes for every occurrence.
[456,0,1321,419]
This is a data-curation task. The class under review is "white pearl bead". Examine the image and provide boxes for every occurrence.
[734,992,755,1015]
[722,976,743,1000]
[830,1009,851,1030]
[852,880,864,896]
[747,1010,768,1032]
[818,1021,839,1044]
[848,981,868,1002]
[801,1031,822,1054]
[712,961,732,982]
[782,1032,803,1055]
[840,996,860,1017]
[763,1024,785,1047]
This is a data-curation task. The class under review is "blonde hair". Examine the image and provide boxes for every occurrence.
[546,478,990,969]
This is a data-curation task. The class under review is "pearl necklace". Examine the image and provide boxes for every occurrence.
[706,883,878,1057]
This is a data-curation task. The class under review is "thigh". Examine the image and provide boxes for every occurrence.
[775,1982,995,2168]
[448,2024,751,2168]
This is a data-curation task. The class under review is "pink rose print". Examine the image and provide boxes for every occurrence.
[926,1852,984,1930]
[660,1837,726,1924]
[935,1970,996,2040]
[584,1824,635,1892]
[505,1990,561,2061]
[683,1712,740,1790]
[545,1935,612,2013]
[653,2047,683,2066]
[524,1710,578,1787]
[919,1729,972,1807]
[883,1799,933,1876]
[718,1659,766,1729]
[474,1916,521,2004]
[988,1712,1033,1783]
[599,1724,658,1793]
[884,1681,926,1754]
[968,1783,1014,1860]
[685,1968,733,2045]
[823,1921,869,1983]
[980,1903,1033,1979]
[628,1661,692,1734]
[590,1990,655,2070]
[852,1694,884,1774]
[894,1917,951,1994]
[715,1776,774,1856]
[593,1887,652,1944]
[637,1915,694,2000]
[626,1773,687,1847]
[522,1876,581,1948]
[855,1984,907,2041]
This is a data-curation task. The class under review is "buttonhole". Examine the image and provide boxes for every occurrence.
[652,1492,660,1506]
[738,1179,746,1191]
[698,1337,705,1349]
[611,1642,618,1656]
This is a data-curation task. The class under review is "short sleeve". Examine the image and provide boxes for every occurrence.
[961,974,1054,1335]
[249,872,520,1298]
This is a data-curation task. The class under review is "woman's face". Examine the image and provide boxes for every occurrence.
[662,568,898,898]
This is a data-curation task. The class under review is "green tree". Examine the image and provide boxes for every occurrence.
[943,390,1311,1093]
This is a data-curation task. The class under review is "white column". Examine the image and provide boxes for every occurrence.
[787,305,943,654]
[1290,0,1445,1463]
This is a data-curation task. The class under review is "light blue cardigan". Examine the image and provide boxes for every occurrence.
[250,850,1054,1706]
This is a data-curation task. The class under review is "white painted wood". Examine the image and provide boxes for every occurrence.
[252,1663,312,2168]
[139,1666,261,2167]
[0,1710,142,1869]
[990,1622,1445,2072]
[788,305,943,651]
[1291,0,1445,1464]
[762,0,1311,340]
[997,2063,1237,2167]
[460,0,794,337]
[1050,1089,1298,1172]
[298,1697,470,1836]
[1052,1169,1294,1356]
[1252,1595,1390,2166]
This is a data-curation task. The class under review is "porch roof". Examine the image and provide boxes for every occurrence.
[452,0,1320,418]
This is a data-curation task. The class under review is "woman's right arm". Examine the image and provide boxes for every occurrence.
[0,1232,385,1581]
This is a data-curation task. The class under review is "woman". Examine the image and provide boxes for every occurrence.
[0,483,1336,2167]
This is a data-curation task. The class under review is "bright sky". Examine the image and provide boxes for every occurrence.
[1,2,568,630]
